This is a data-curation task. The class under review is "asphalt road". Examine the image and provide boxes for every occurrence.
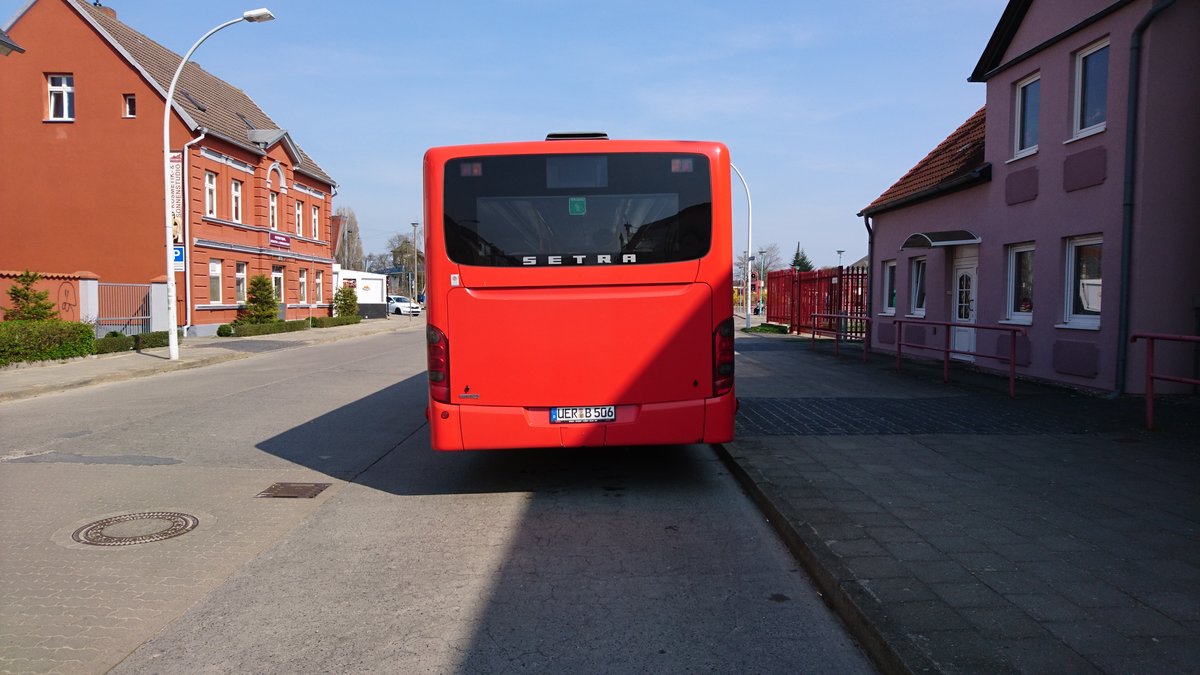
[1,329,872,674]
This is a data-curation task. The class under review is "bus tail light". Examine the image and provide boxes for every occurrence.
[427,325,450,404]
[713,317,734,396]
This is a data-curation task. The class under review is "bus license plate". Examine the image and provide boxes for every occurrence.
[550,406,616,424]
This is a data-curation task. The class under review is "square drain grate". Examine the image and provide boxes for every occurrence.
[256,482,331,499]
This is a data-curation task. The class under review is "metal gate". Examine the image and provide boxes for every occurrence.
[95,283,151,336]
[766,267,868,338]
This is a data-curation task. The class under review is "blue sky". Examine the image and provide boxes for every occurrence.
[8,0,1007,268]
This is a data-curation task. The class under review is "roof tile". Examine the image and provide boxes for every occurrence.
[862,107,986,215]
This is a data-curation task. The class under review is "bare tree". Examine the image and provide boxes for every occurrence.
[334,206,364,270]
[735,242,785,284]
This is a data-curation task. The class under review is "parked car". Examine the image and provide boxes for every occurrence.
[388,295,422,316]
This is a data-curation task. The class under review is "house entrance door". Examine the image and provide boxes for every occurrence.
[951,259,977,361]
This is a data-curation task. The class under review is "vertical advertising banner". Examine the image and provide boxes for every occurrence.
[169,152,183,243]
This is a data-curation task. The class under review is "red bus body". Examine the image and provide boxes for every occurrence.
[424,137,735,450]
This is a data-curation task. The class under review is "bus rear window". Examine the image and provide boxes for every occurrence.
[443,153,711,267]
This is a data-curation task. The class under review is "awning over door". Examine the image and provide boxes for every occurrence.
[901,230,981,249]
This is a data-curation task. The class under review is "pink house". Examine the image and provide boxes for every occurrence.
[860,0,1200,394]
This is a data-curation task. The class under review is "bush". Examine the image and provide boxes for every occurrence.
[216,324,233,337]
[333,285,357,318]
[132,331,174,350]
[0,320,94,366]
[232,319,310,337]
[94,334,133,354]
[310,315,361,328]
[2,270,58,321]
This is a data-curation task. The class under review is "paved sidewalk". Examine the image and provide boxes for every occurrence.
[722,331,1200,674]
[0,316,425,403]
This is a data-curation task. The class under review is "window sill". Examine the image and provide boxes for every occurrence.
[877,311,896,317]
[196,304,242,310]
[999,318,1032,326]
[1054,321,1100,331]
[1065,124,1105,144]
[43,118,75,123]
[1007,148,1038,164]
[904,313,927,319]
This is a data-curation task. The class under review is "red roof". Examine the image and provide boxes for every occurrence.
[861,107,988,216]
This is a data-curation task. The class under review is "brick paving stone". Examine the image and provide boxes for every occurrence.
[929,582,1010,609]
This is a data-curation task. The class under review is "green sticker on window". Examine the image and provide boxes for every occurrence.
[568,197,586,216]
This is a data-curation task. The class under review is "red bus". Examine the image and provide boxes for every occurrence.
[423,134,736,451]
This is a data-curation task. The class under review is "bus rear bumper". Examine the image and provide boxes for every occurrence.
[428,392,736,451]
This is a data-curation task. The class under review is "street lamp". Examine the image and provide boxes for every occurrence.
[757,247,766,317]
[162,8,275,360]
[836,249,845,268]
[731,164,752,328]
[411,222,419,299]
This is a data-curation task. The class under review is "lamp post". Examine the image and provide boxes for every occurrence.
[410,222,419,299]
[730,164,752,328]
[836,249,845,269]
[162,8,274,360]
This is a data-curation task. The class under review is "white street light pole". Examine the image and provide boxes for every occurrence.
[837,249,845,268]
[731,163,752,329]
[162,8,274,360]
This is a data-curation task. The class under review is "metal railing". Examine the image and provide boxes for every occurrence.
[892,319,1026,397]
[809,313,871,363]
[1129,333,1200,429]
[95,283,152,336]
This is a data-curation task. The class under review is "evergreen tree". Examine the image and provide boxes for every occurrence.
[2,270,58,321]
[791,245,814,272]
[242,275,278,324]
[333,284,358,318]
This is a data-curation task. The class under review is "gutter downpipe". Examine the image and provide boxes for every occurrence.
[862,214,875,351]
[1114,0,1174,396]
[181,130,207,335]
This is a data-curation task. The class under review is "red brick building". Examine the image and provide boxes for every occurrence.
[0,0,339,335]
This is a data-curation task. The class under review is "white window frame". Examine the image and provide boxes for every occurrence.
[231,179,243,223]
[204,172,217,217]
[269,192,278,230]
[908,257,927,318]
[1062,236,1102,329]
[315,270,323,304]
[1006,243,1036,324]
[311,205,320,240]
[272,266,284,302]
[881,260,897,315]
[295,201,303,237]
[208,259,223,304]
[235,262,247,303]
[1073,39,1109,139]
[1013,73,1040,159]
[47,74,74,121]
[299,268,308,304]
[122,93,136,118]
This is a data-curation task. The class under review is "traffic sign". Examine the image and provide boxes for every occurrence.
[172,246,185,271]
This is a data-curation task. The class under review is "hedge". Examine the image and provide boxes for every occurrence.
[94,334,133,354]
[310,315,361,328]
[0,320,95,366]
[232,319,311,337]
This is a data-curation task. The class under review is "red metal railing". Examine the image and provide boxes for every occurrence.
[892,319,1026,397]
[810,313,871,362]
[766,267,868,336]
[1129,333,1200,429]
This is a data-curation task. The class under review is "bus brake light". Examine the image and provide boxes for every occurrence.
[427,325,450,403]
[713,318,734,396]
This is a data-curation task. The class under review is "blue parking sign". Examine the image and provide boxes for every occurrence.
[172,246,185,271]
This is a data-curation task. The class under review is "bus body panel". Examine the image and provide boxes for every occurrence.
[446,283,712,408]
[424,138,735,451]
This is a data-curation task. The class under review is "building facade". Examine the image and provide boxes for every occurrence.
[0,0,338,335]
[860,0,1199,394]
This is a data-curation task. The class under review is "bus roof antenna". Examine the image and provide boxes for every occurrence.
[546,132,608,141]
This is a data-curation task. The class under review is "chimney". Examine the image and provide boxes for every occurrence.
[93,3,116,19]
[330,214,347,256]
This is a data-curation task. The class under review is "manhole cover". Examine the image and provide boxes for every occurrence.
[72,512,199,546]
[256,482,331,498]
